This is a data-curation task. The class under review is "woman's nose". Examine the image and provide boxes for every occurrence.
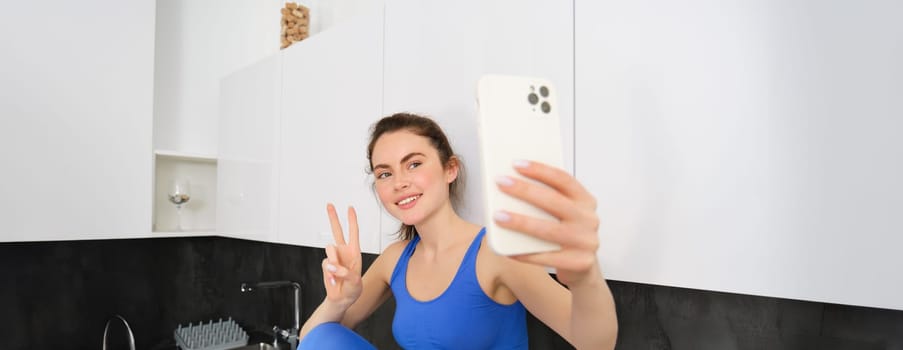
[393,176,410,190]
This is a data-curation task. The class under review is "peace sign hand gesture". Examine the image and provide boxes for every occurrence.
[321,203,363,309]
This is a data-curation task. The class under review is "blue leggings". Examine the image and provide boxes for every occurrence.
[297,322,376,350]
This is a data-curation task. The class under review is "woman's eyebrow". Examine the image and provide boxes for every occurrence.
[373,152,426,170]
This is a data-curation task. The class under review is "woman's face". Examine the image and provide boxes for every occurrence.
[371,130,457,226]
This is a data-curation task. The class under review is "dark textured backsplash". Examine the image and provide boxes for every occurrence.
[1,236,901,350]
[1,236,326,350]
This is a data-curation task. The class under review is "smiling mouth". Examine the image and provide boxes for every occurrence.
[396,194,421,206]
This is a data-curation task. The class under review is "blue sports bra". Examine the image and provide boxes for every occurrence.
[390,228,528,349]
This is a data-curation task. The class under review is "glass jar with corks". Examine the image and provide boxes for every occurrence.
[281,2,310,49]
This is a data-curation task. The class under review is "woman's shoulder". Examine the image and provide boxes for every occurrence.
[366,239,411,283]
[477,234,516,272]
[372,239,411,267]
[477,234,547,279]
[381,239,410,257]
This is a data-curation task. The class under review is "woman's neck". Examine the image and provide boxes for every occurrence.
[414,201,479,252]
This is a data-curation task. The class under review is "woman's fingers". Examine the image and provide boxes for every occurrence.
[511,249,598,273]
[513,160,597,210]
[325,244,339,265]
[494,210,599,251]
[326,244,358,278]
[325,261,351,277]
[492,161,604,283]
[323,246,340,291]
[322,250,353,288]
[496,174,588,223]
[347,206,360,254]
[321,258,337,289]
[326,203,347,246]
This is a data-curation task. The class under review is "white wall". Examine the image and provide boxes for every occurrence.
[304,0,375,34]
[381,0,575,241]
[0,1,155,240]
[577,0,903,310]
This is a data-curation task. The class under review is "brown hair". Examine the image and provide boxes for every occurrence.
[367,113,465,241]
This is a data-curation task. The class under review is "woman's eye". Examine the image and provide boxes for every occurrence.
[408,161,421,169]
[377,172,391,179]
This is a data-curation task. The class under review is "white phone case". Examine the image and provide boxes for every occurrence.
[477,74,564,256]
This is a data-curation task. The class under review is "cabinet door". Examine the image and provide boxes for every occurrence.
[217,54,283,242]
[382,0,574,242]
[0,1,155,241]
[276,7,384,254]
[576,0,903,310]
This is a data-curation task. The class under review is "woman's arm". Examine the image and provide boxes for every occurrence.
[567,263,617,349]
[500,254,617,349]
[493,160,618,349]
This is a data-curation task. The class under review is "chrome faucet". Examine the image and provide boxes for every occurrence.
[240,281,301,349]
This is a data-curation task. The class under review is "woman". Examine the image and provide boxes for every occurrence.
[298,113,618,349]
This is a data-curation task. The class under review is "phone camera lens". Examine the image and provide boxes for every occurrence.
[528,93,539,105]
[541,101,551,113]
[539,86,549,97]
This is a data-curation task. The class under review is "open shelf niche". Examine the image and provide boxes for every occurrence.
[152,150,217,235]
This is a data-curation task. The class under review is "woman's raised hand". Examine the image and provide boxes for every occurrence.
[322,203,363,309]
[493,160,603,287]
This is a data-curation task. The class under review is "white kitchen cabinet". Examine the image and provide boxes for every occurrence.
[275,4,384,254]
[216,54,283,242]
[0,1,155,241]
[152,0,290,237]
[576,0,903,310]
[381,0,574,242]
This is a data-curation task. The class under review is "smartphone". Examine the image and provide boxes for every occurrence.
[477,74,564,256]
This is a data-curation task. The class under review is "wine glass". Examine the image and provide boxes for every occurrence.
[168,179,191,231]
